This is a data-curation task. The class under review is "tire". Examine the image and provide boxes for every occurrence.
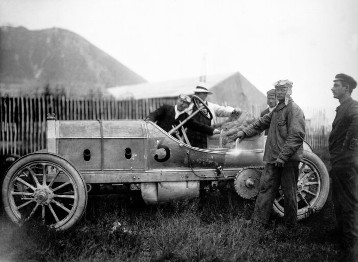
[273,151,330,220]
[0,155,19,216]
[2,153,87,230]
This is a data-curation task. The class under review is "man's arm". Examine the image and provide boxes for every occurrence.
[237,112,272,141]
[243,111,272,137]
[277,104,305,162]
[343,102,358,151]
[210,103,236,117]
[260,108,270,117]
[146,105,167,122]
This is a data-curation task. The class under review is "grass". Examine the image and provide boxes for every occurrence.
[0,147,341,262]
[0,190,340,262]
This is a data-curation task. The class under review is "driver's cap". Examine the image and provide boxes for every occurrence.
[194,82,213,94]
[273,79,293,88]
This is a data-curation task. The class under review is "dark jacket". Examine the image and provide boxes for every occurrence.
[260,108,271,135]
[147,104,214,135]
[329,97,358,166]
[186,103,211,148]
[244,98,305,163]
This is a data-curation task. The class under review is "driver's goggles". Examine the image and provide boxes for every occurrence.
[178,94,191,103]
[275,86,288,93]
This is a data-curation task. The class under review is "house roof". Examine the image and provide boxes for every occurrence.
[107,72,266,109]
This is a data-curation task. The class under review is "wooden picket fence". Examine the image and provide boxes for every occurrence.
[305,126,330,150]
[0,95,329,157]
[0,95,179,156]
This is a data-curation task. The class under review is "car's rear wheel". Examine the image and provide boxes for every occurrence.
[273,151,329,220]
[2,153,87,230]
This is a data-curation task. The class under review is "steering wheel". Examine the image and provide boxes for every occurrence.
[191,95,213,120]
[167,95,212,141]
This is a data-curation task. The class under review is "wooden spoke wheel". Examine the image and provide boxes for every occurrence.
[2,153,87,230]
[273,151,330,220]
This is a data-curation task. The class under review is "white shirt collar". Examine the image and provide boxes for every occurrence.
[268,106,275,112]
[174,105,187,119]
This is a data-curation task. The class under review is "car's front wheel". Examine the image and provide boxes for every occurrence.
[2,153,87,230]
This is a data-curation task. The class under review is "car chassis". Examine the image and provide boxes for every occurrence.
[1,96,330,230]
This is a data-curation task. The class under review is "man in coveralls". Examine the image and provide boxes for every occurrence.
[237,79,305,228]
[329,73,358,262]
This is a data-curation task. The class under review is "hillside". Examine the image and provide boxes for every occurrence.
[0,26,146,96]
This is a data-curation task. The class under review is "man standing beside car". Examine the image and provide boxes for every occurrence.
[260,89,277,135]
[329,73,358,262]
[237,79,305,229]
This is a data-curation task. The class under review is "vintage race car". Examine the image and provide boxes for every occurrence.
[1,96,330,230]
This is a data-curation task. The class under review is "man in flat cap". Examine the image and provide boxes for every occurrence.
[187,82,241,148]
[260,89,277,135]
[237,79,305,229]
[329,73,358,261]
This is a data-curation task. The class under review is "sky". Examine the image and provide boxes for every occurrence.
[1,0,358,121]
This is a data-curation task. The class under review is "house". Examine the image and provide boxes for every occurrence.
[107,72,267,112]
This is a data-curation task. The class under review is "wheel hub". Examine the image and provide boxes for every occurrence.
[297,176,308,192]
[245,178,255,188]
[297,182,304,192]
[234,169,261,199]
[34,186,54,205]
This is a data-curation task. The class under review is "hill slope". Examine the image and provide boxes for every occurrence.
[0,26,146,96]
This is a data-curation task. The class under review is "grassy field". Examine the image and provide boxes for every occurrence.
[0,148,341,262]
[0,192,340,262]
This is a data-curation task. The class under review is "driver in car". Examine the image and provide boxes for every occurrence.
[187,82,241,148]
[146,94,220,141]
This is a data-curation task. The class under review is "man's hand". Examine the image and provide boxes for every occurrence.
[212,123,222,129]
[237,130,246,143]
[231,108,242,117]
[213,129,221,135]
[274,158,285,167]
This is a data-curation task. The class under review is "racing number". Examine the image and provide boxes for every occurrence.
[154,142,170,162]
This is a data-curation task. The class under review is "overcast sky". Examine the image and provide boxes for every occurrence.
[1,0,358,120]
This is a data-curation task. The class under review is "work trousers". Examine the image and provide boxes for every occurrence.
[253,161,299,227]
[331,161,358,260]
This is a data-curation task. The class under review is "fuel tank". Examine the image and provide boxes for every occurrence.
[222,135,266,168]
[141,182,199,204]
